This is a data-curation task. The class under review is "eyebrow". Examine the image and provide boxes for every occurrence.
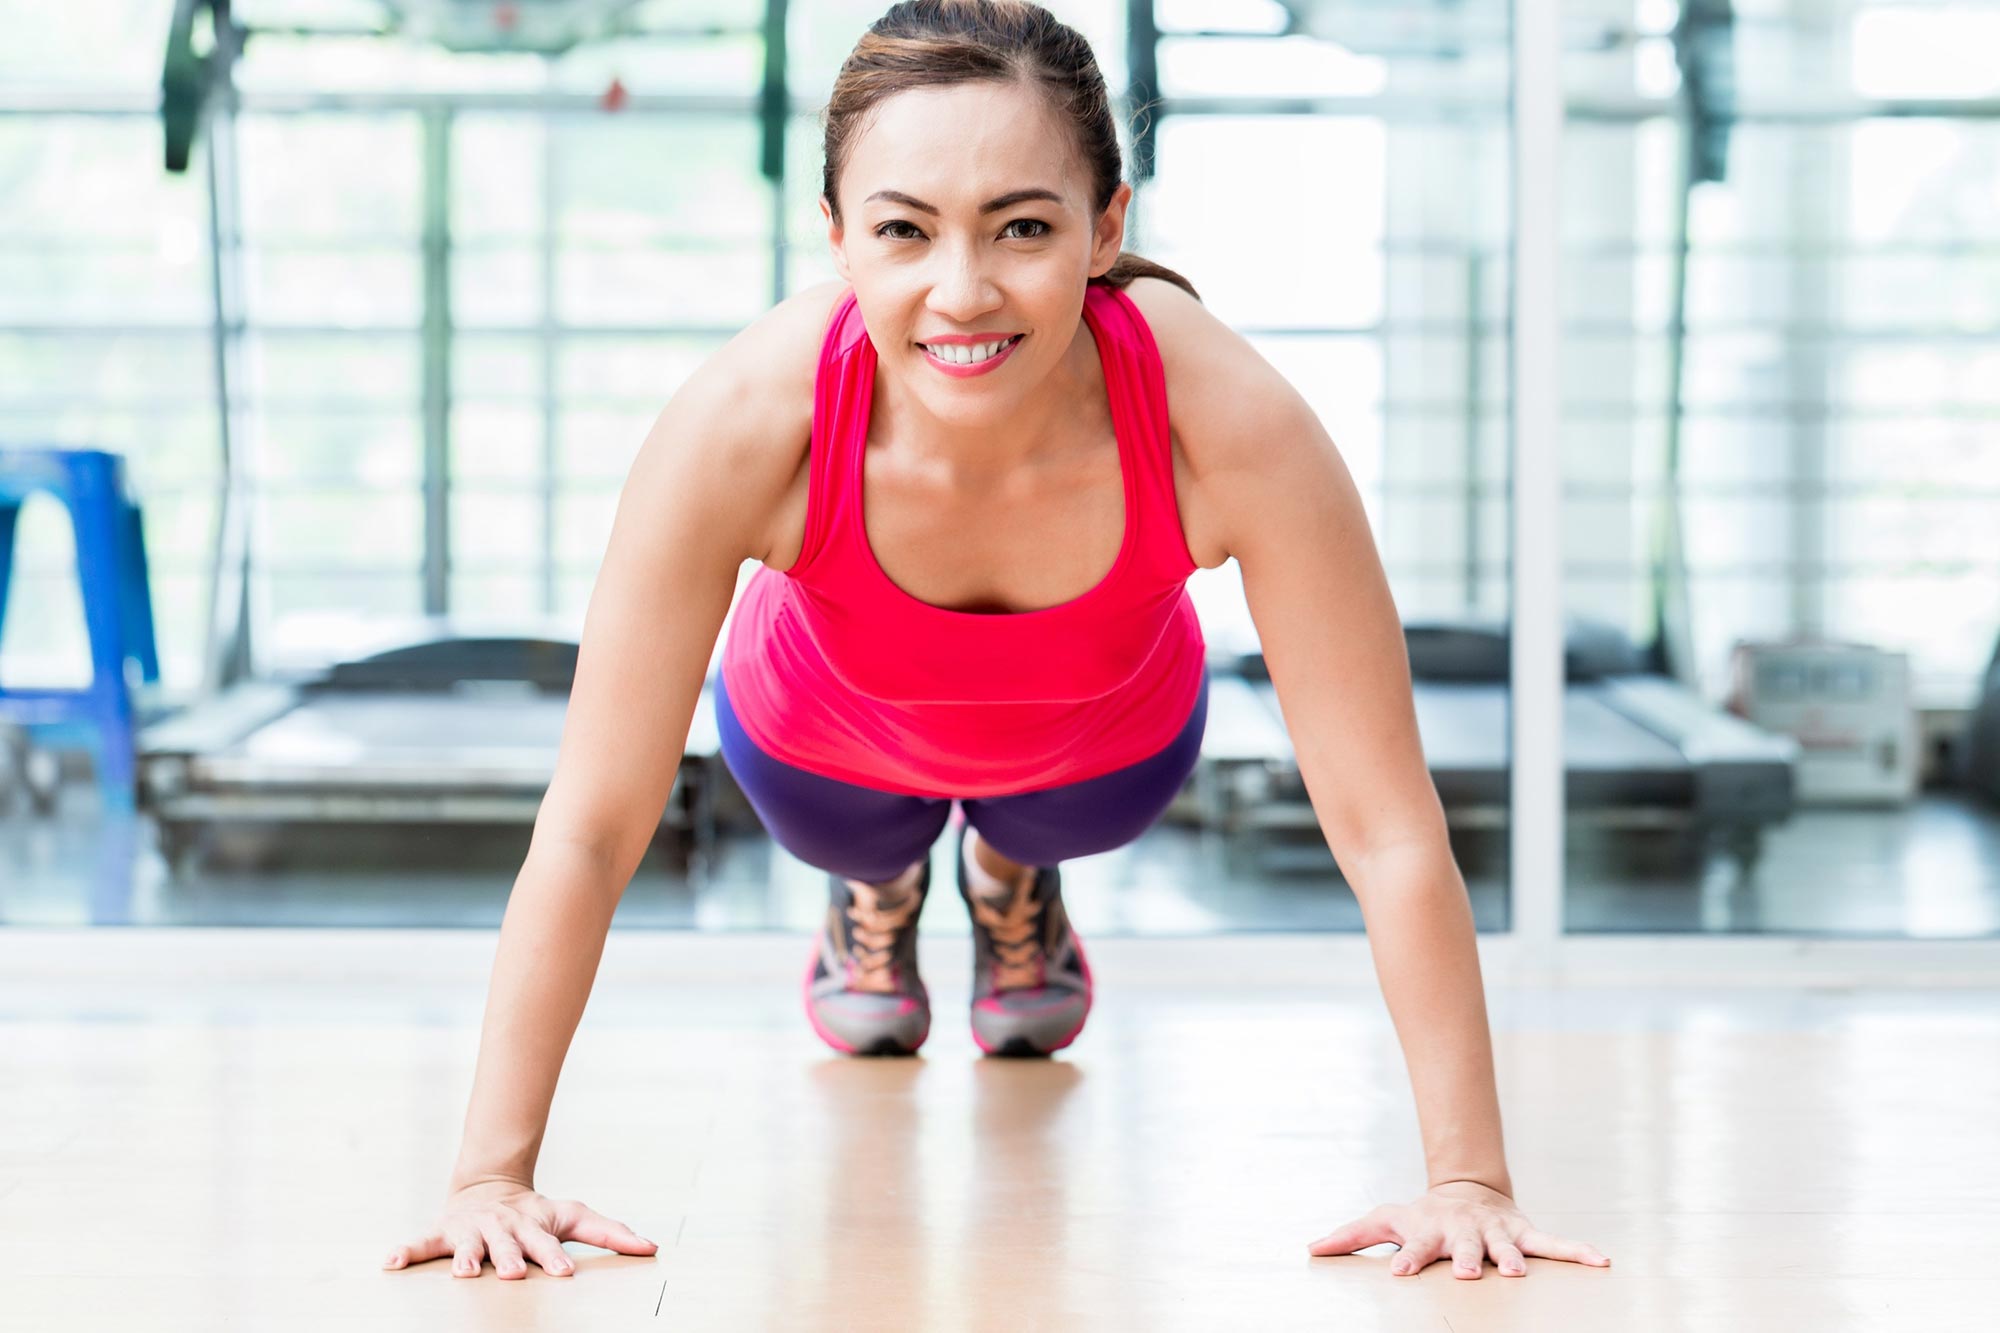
[864,188,1063,215]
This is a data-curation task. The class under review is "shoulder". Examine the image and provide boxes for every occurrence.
[1115,275,1342,567]
[658,278,846,452]
[628,280,848,564]
[1115,275,1306,465]
[712,277,850,413]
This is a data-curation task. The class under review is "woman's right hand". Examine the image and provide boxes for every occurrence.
[382,1178,660,1279]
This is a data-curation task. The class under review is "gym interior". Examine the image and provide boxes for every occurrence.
[4,2,1998,1329]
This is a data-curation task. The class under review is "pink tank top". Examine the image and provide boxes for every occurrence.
[719,281,1207,797]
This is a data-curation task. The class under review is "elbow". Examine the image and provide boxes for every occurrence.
[1333,803,1452,877]
[528,810,651,892]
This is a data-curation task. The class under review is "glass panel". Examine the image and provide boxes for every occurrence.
[556,245,769,325]
[0,111,223,698]
[453,246,546,328]
[554,488,620,565]
[453,336,544,400]
[1146,117,1387,328]
[557,336,722,397]
[0,0,171,88]
[451,403,544,480]
[451,574,547,621]
[224,114,427,665]
[265,573,423,625]
[452,115,546,240]
[557,408,655,482]
[255,491,424,566]
[245,412,423,486]
[553,120,766,244]
[239,247,424,327]
[451,491,545,565]
[238,115,423,240]
[1561,0,2000,937]
[243,333,422,403]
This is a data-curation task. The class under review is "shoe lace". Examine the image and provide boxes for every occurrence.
[966,870,1046,991]
[843,877,922,994]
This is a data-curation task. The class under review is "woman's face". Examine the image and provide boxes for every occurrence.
[823,80,1131,432]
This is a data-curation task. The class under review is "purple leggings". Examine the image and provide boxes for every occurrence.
[713,670,1208,883]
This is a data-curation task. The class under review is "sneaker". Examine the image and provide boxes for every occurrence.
[803,857,933,1056]
[955,821,1093,1058]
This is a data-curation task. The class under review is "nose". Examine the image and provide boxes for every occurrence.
[923,240,1001,324]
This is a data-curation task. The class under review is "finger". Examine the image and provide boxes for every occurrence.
[1307,1212,1394,1257]
[1390,1234,1442,1276]
[1518,1227,1610,1267]
[1484,1225,1527,1276]
[481,1220,528,1281]
[551,1200,660,1255]
[383,1232,451,1270]
[449,1226,487,1278]
[1450,1231,1486,1279]
[517,1229,576,1278]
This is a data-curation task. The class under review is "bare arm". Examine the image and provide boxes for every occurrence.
[444,283,836,1190]
[448,838,630,1190]
[1131,278,1508,1191]
[1101,279,1612,1280]
[1227,375,1507,1192]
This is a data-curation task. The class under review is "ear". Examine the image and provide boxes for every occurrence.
[1089,181,1132,279]
[821,195,851,283]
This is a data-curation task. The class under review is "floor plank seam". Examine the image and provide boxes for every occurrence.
[651,1213,686,1317]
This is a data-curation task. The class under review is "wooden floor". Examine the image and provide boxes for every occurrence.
[4,928,1998,1332]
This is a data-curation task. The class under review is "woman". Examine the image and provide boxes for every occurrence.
[384,0,1611,1287]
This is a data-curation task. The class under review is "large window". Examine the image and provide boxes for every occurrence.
[0,0,1523,933]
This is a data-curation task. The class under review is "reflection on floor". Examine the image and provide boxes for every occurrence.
[2,784,1998,936]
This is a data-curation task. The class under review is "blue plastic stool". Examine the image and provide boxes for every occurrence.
[0,447,161,811]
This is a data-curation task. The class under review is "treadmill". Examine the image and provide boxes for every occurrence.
[135,618,725,873]
[1194,616,1799,869]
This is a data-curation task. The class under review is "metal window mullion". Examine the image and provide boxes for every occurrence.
[200,60,253,694]
[421,107,453,618]
[1464,250,1486,612]
[1510,0,1565,969]
[541,104,560,618]
[763,0,789,309]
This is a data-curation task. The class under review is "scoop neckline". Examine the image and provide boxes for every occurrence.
[847,286,1137,621]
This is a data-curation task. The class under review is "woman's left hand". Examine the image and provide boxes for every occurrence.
[1306,1180,1612,1278]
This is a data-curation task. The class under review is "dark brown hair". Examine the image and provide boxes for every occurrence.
[819,0,1200,302]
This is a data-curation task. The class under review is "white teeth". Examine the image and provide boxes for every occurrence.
[923,335,1016,366]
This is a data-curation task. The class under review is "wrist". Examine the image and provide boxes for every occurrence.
[1427,1175,1513,1197]
[448,1167,534,1195]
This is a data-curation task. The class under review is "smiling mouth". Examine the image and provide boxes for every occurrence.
[916,333,1025,366]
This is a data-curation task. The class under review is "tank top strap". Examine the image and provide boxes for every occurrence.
[1084,282,1200,581]
[787,288,869,581]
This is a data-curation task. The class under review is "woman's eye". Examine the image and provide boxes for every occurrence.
[872,219,1051,241]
